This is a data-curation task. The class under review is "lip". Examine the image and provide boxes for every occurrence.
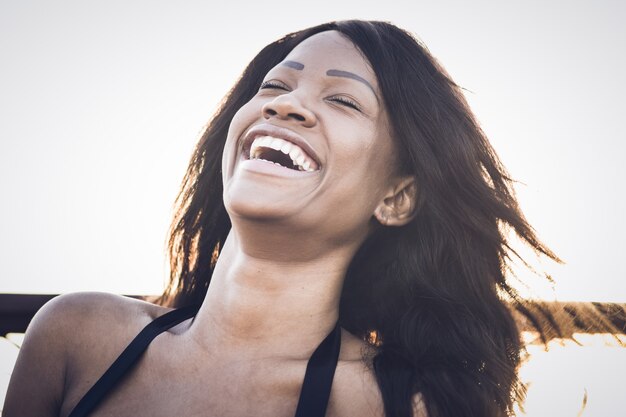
[240,123,322,168]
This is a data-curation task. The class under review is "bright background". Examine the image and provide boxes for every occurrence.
[1,2,626,415]
[1,0,625,301]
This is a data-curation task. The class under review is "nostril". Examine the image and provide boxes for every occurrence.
[262,100,313,126]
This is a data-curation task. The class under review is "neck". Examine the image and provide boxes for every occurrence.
[190,228,358,358]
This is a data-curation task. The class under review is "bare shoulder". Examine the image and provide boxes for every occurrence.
[329,330,428,417]
[2,292,167,416]
[29,292,165,356]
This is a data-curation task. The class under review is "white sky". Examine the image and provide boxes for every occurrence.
[0,0,624,302]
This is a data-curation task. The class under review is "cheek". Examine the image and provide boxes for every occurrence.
[222,101,258,177]
[325,136,395,217]
[226,101,256,146]
[360,123,398,186]
[334,126,395,187]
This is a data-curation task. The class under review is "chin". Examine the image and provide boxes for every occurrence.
[223,181,299,222]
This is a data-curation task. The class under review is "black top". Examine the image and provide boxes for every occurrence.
[67,305,342,417]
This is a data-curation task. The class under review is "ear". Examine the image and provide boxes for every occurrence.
[374,176,418,226]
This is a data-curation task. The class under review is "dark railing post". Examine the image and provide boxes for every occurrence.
[1,294,625,340]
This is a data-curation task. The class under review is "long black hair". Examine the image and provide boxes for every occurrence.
[159,20,563,417]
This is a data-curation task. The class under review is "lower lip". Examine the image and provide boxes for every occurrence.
[239,158,318,177]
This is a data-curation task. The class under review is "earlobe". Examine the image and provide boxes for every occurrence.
[374,177,418,226]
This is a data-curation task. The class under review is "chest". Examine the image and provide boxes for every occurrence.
[74,380,302,417]
[60,341,331,417]
[59,323,381,417]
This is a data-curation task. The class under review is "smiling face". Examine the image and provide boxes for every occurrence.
[222,30,406,248]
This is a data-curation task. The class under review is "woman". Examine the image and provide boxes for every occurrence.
[3,20,561,417]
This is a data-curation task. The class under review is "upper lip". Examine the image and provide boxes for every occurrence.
[240,123,321,167]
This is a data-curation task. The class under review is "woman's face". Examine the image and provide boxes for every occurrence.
[222,30,401,246]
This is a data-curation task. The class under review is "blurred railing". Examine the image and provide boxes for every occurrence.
[1,293,625,339]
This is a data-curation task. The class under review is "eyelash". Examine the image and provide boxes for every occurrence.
[259,80,362,112]
[328,96,360,111]
[259,80,288,90]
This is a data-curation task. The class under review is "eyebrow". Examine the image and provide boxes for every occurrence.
[281,60,304,70]
[326,69,378,102]
[279,61,379,102]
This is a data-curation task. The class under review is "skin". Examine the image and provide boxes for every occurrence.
[2,31,423,417]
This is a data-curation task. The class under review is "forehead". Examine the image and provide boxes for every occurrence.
[280,31,377,84]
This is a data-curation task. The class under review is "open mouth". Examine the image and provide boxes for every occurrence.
[248,136,320,172]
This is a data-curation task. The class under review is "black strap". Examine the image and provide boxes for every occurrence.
[293,323,342,417]
[68,306,341,417]
[68,305,199,417]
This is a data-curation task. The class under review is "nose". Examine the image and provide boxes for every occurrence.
[262,93,316,128]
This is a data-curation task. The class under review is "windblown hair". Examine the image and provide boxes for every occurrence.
[159,20,563,417]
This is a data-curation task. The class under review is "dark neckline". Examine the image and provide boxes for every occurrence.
[67,305,341,417]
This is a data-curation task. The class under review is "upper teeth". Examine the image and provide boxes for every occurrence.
[249,136,319,172]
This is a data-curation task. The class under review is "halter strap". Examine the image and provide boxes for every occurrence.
[68,305,199,417]
[67,306,341,417]
[293,323,342,417]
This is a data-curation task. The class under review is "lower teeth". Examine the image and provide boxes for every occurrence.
[255,158,296,170]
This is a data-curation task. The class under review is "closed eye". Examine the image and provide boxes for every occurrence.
[259,80,289,91]
[329,96,361,112]
[259,80,362,113]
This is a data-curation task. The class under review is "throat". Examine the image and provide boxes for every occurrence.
[199,237,345,339]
